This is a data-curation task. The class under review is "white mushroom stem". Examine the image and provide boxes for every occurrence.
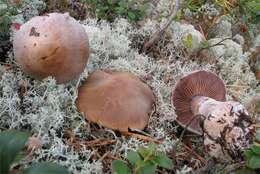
[190,96,253,160]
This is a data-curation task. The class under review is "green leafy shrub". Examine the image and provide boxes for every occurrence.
[0,130,70,174]
[235,142,260,173]
[81,0,147,22]
[245,143,260,170]
[239,0,260,25]
[112,144,173,174]
[185,0,207,13]
[0,0,19,41]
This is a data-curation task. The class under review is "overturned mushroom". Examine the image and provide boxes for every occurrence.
[13,13,90,83]
[172,70,253,160]
[76,70,155,132]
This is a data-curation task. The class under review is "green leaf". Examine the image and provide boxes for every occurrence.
[0,130,30,173]
[138,144,156,159]
[23,162,70,174]
[247,155,260,169]
[127,150,141,166]
[235,167,256,174]
[251,144,260,155]
[13,152,27,165]
[200,40,209,49]
[112,160,131,174]
[115,6,126,15]
[136,161,156,174]
[245,149,255,167]
[127,11,136,20]
[107,0,114,5]
[256,129,260,142]
[152,152,173,169]
[182,33,193,49]
[245,149,254,160]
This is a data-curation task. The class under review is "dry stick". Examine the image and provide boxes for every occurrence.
[124,132,162,144]
[197,37,232,55]
[226,84,250,89]
[178,114,205,141]
[143,0,180,52]
[207,37,232,48]
[172,134,207,165]
[173,114,207,165]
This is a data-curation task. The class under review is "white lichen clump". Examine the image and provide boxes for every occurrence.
[208,38,258,104]
[170,21,205,52]
[211,16,232,38]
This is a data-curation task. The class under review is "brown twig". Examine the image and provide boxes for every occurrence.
[124,132,162,144]
[172,134,207,165]
[206,37,232,49]
[82,139,117,147]
[226,84,250,89]
[143,0,180,52]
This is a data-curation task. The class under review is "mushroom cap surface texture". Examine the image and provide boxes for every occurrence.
[76,70,155,132]
[172,70,226,135]
[13,13,90,83]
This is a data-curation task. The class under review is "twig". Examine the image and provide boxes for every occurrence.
[124,132,162,144]
[173,114,207,165]
[252,124,260,128]
[207,37,231,49]
[143,0,180,52]
[193,158,215,174]
[179,114,205,140]
[172,134,207,165]
[98,151,110,162]
[82,139,116,147]
[226,84,250,89]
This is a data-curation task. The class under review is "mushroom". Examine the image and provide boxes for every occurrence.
[13,12,90,83]
[172,70,253,160]
[76,70,155,132]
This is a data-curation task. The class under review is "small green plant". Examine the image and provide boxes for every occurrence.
[112,144,173,174]
[238,0,260,25]
[0,0,19,41]
[214,0,234,13]
[244,143,260,170]
[0,130,70,174]
[235,139,260,173]
[185,0,207,13]
[182,33,193,49]
[81,0,147,22]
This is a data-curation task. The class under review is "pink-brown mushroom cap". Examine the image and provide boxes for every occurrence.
[13,13,90,83]
[172,70,226,135]
[76,70,155,132]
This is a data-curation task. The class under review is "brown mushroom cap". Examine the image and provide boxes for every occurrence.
[76,70,155,132]
[172,70,226,135]
[13,13,90,83]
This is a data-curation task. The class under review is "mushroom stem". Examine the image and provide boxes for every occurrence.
[191,96,246,120]
[191,96,253,160]
[191,96,219,117]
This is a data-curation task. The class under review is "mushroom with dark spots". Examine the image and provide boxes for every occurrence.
[13,12,90,84]
[76,70,155,132]
[172,70,254,160]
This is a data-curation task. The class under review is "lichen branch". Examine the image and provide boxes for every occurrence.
[143,0,180,52]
